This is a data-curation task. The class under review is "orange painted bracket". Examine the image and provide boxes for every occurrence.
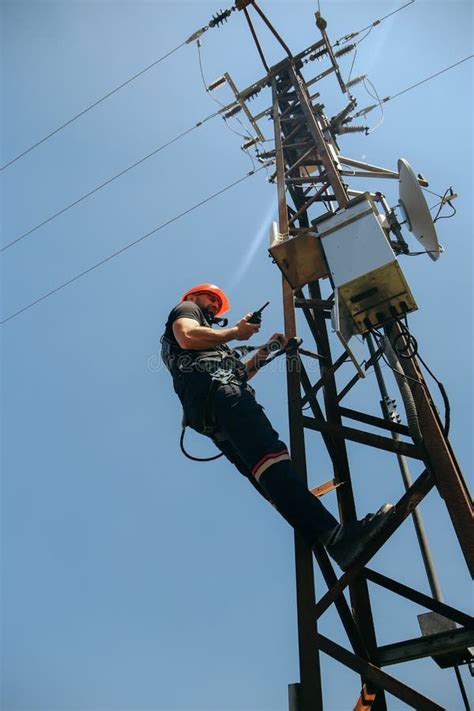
[353,684,377,711]
[310,478,343,498]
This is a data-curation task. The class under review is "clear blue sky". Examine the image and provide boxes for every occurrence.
[1,1,472,709]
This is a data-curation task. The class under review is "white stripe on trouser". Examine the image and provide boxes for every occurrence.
[254,453,290,482]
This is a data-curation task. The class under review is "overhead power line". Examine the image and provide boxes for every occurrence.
[352,55,473,120]
[1,41,186,171]
[334,0,415,47]
[1,166,266,326]
[2,111,220,253]
[4,54,471,254]
[1,5,237,171]
[383,55,473,102]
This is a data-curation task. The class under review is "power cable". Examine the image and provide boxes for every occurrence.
[383,55,473,103]
[368,325,423,386]
[351,55,473,120]
[335,0,415,47]
[432,187,457,223]
[196,43,245,138]
[1,166,266,326]
[4,41,469,259]
[347,25,374,82]
[363,76,384,134]
[1,41,186,171]
[1,111,219,253]
[1,5,238,171]
[196,41,257,170]
[347,48,358,84]
[368,321,451,436]
[180,428,223,461]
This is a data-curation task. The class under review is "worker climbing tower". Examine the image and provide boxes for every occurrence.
[205,2,474,709]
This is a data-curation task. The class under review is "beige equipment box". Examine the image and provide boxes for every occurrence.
[315,193,418,333]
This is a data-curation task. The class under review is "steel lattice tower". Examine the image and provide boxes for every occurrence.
[214,3,474,708]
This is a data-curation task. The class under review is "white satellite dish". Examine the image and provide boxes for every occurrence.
[398,158,441,261]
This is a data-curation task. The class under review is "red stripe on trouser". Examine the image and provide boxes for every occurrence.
[251,450,289,479]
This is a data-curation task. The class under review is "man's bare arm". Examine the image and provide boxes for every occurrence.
[245,349,269,380]
[244,332,288,380]
[173,316,259,350]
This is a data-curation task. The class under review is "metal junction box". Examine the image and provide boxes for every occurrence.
[314,194,417,332]
[269,231,329,290]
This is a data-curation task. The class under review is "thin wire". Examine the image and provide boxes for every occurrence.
[431,187,456,223]
[368,326,424,386]
[347,27,373,84]
[423,186,446,199]
[2,111,219,253]
[1,41,187,171]
[405,249,445,257]
[196,41,257,170]
[385,55,473,102]
[399,321,451,436]
[364,77,384,134]
[1,166,265,326]
[352,56,474,120]
[347,48,358,84]
[357,0,415,35]
[434,205,456,221]
[357,25,374,46]
[197,42,242,131]
[335,0,415,46]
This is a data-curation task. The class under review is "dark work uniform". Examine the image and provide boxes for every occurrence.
[161,301,339,547]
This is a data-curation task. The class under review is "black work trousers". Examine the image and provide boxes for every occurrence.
[187,380,339,547]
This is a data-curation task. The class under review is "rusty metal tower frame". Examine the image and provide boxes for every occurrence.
[213,3,474,709]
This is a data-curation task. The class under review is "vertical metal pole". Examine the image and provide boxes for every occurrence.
[388,322,474,576]
[288,683,301,711]
[283,65,386,706]
[367,335,444,601]
[368,334,472,711]
[272,77,323,711]
[453,666,471,711]
[307,283,387,711]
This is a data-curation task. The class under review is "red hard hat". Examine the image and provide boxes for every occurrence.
[181,283,230,316]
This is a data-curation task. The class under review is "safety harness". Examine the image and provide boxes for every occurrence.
[161,304,301,461]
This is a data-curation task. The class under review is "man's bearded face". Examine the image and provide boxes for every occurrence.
[190,293,222,318]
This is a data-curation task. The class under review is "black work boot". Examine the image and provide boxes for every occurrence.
[324,504,395,571]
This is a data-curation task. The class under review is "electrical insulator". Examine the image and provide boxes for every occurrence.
[244,87,262,101]
[354,104,377,118]
[241,137,259,151]
[315,11,327,31]
[223,104,242,119]
[209,8,234,28]
[185,27,208,44]
[337,125,368,134]
[346,74,367,88]
[308,47,329,62]
[208,76,226,92]
[334,32,357,47]
[335,43,356,58]
[257,150,276,160]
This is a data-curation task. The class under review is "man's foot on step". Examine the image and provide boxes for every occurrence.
[325,504,395,571]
